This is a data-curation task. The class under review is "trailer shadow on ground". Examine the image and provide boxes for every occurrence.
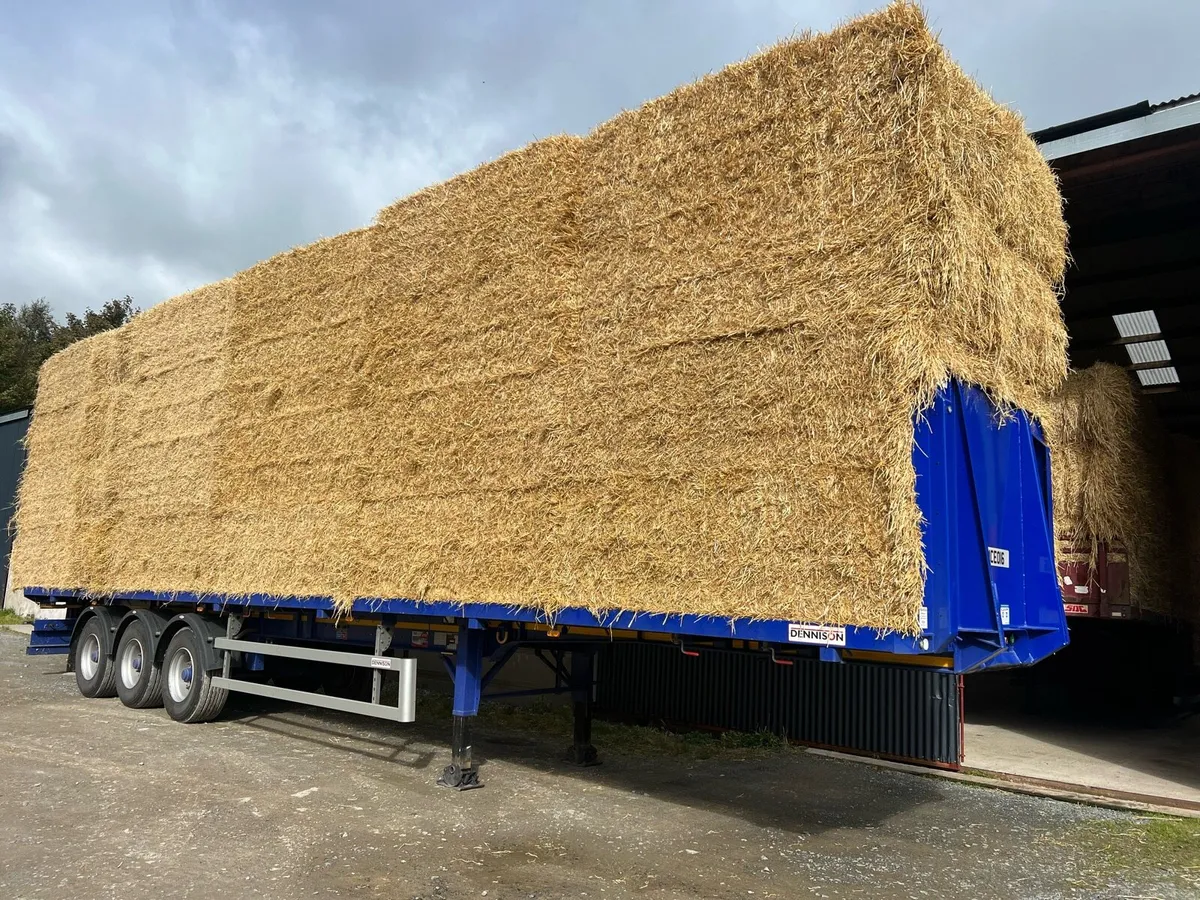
[219,692,943,839]
[230,696,441,769]
[32,653,941,840]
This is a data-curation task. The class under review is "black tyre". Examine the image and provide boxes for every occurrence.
[161,627,228,723]
[115,619,164,709]
[74,617,118,698]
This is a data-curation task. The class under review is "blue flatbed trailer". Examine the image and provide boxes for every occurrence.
[23,380,1067,787]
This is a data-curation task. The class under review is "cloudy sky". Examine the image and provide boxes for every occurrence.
[2,1,1199,317]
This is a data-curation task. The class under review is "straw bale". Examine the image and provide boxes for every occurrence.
[11,284,235,593]
[1046,363,1174,615]
[215,229,377,600]
[10,334,111,591]
[11,3,1066,633]
[103,281,234,591]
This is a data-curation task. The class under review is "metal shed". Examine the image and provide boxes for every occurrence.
[0,408,31,597]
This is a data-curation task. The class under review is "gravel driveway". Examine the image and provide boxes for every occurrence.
[0,631,1193,899]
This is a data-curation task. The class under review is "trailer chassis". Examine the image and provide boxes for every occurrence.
[29,595,630,789]
[25,575,1065,789]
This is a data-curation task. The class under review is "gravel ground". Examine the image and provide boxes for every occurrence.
[0,630,1194,900]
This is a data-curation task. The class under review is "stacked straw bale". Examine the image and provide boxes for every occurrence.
[1046,363,1174,616]
[11,3,1067,633]
[15,283,235,592]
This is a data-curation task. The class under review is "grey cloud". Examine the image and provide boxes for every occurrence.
[1,0,1198,316]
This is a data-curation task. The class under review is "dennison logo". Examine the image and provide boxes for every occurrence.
[786,623,847,646]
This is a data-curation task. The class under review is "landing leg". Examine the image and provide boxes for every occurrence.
[438,714,480,790]
[438,622,484,790]
[566,648,599,766]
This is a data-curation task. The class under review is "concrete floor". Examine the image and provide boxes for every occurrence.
[965,713,1200,808]
[1,632,1197,900]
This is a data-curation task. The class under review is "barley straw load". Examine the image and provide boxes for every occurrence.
[1047,363,1174,617]
[11,2,1067,634]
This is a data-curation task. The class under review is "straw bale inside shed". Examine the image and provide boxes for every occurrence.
[1047,363,1174,616]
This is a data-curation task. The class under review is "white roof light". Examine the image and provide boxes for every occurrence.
[1136,366,1180,387]
[1125,339,1171,365]
[1113,310,1161,339]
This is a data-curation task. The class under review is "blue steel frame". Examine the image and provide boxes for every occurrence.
[23,381,1068,676]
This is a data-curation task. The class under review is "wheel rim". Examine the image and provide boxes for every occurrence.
[119,637,145,690]
[167,646,195,704]
[79,633,101,682]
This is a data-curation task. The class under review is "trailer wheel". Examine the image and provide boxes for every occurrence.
[74,617,118,699]
[162,627,228,723]
[115,619,164,709]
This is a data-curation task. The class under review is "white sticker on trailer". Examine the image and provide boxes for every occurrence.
[918,606,928,630]
[999,604,1011,626]
[988,547,1010,568]
[787,623,847,647]
[370,657,393,670]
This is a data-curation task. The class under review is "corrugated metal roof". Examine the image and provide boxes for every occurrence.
[1037,92,1200,161]
[1112,310,1161,339]
[1137,366,1180,387]
[1151,92,1200,111]
[0,409,30,425]
[1125,339,1171,365]
[1030,102,1149,145]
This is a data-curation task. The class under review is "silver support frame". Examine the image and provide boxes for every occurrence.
[214,637,402,671]
[212,629,415,723]
[222,615,242,679]
[212,664,417,723]
[373,623,393,705]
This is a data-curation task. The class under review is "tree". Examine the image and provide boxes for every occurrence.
[50,296,137,353]
[0,296,137,414]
